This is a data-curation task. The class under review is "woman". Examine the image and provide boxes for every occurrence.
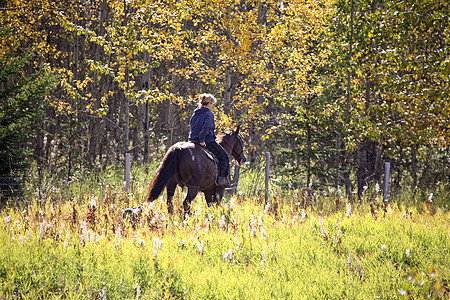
[188,94,230,187]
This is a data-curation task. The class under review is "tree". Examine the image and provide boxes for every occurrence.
[0,32,56,199]
[328,0,450,195]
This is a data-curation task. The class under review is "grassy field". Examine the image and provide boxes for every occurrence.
[0,167,449,299]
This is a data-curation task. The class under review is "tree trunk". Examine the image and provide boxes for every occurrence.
[344,0,355,201]
[224,66,232,116]
[143,53,151,170]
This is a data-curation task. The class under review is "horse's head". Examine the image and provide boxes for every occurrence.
[224,125,246,167]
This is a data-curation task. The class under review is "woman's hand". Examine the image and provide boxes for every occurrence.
[200,142,206,147]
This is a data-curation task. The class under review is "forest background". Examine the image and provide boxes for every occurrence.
[1,0,449,203]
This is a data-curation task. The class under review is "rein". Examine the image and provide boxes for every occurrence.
[231,157,245,167]
[220,132,245,167]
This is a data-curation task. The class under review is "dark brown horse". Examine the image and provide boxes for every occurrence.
[145,127,246,214]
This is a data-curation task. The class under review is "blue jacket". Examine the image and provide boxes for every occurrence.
[188,107,216,143]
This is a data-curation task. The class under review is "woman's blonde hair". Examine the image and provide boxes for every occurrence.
[199,93,217,106]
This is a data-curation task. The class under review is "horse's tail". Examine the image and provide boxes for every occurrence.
[145,147,180,202]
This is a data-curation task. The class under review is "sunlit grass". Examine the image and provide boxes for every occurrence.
[0,166,449,299]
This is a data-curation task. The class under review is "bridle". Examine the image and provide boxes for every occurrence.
[230,133,246,167]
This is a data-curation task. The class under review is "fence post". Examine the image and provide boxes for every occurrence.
[265,152,270,204]
[383,161,390,203]
[125,152,131,194]
[229,165,241,195]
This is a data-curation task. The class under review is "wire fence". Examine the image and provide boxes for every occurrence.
[0,177,24,203]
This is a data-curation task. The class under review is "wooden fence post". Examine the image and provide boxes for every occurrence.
[265,152,270,204]
[229,165,241,195]
[383,161,390,203]
[125,152,131,194]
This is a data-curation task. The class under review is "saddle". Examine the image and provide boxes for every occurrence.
[189,141,231,188]
[190,142,216,162]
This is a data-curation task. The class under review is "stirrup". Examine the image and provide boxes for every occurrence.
[217,177,231,188]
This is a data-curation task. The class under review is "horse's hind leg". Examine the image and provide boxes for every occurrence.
[183,186,199,216]
[166,178,177,215]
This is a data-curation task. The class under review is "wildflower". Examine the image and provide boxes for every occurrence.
[80,234,86,247]
[39,220,47,240]
[219,215,226,231]
[347,252,352,267]
[258,212,263,226]
[236,241,241,251]
[229,199,235,211]
[202,217,210,232]
[319,216,327,239]
[250,215,256,237]
[136,283,141,300]
[180,240,186,249]
[89,196,97,208]
[381,244,386,253]
[264,203,270,214]
[4,216,11,224]
[260,226,266,239]
[153,236,163,249]
[153,248,158,257]
[406,249,410,257]
[197,241,205,254]
[223,249,232,261]
[399,289,408,296]
[346,203,352,217]
[101,287,107,300]
[80,221,88,234]
[116,225,122,239]
[86,230,92,242]
[95,234,103,242]
[300,209,306,223]
[139,240,145,248]
[261,251,266,267]
[194,206,201,218]
[428,193,433,203]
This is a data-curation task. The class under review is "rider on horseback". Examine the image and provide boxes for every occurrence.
[188,94,231,187]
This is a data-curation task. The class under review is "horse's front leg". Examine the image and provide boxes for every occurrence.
[183,186,199,216]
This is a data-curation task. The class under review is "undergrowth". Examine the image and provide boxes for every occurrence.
[0,165,448,299]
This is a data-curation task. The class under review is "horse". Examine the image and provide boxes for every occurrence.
[145,126,246,215]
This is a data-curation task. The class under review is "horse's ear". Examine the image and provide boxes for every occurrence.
[235,124,240,134]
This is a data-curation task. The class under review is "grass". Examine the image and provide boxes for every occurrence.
[0,165,449,299]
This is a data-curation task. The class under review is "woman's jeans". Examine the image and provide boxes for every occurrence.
[206,141,229,178]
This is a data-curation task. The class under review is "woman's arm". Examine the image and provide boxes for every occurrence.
[198,114,210,143]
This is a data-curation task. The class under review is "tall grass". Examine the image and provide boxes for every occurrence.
[0,165,449,299]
